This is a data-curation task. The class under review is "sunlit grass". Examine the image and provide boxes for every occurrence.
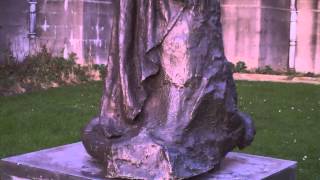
[0,82,102,158]
[236,81,320,180]
[0,81,319,179]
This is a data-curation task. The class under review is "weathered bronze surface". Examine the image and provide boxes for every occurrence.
[82,0,255,179]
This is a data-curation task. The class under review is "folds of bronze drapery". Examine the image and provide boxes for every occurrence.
[82,1,255,179]
[99,0,176,129]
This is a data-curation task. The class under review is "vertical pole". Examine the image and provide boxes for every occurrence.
[289,0,297,71]
[29,0,37,38]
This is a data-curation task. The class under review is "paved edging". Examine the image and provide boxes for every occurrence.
[233,73,320,85]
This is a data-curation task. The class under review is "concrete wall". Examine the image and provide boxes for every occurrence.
[82,0,113,64]
[0,0,319,73]
[221,0,291,71]
[296,0,320,73]
[0,0,29,61]
[221,0,261,69]
[221,0,320,73]
[259,0,290,71]
[0,0,113,64]
[35,0,85,62]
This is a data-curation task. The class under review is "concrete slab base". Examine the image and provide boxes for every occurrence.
[0,143,297,180]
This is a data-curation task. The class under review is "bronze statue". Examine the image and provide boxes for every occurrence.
[82,0,255,179]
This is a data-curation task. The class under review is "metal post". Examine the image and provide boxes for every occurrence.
[289,0,297,71]
[28,0,37,38]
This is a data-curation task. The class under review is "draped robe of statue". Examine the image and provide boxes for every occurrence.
[82,0,255,179]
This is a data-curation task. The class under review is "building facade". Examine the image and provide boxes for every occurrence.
[0,0,319,73]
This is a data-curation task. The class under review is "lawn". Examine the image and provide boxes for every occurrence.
[0,81,319,179]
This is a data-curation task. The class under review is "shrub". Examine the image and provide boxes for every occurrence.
[285,69,297,76]
[304,72,315,77]
[19,46,90,85]
[255,66,280,75]
[93,64,106,80]
[234,61,248,73]
[0,47,103,96]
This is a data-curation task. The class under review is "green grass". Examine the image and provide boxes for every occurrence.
[0,81,320,179]
[236,81,320,180]
[0,82,102,158]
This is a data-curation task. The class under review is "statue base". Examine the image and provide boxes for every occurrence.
[0,143,297,180]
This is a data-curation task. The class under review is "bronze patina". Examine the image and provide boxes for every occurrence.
[82,0,255,179]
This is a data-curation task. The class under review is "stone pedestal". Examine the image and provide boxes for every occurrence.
[0,143,297,180]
